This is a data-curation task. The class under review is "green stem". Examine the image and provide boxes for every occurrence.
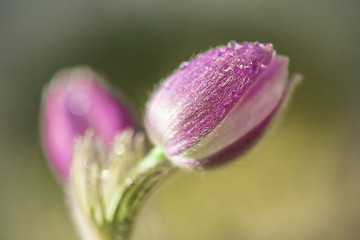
[105,147,176,240]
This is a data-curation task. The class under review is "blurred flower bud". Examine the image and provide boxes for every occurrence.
[42,67,137,177]
[145,41,300,168]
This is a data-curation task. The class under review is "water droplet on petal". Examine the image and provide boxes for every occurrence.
[179,61,189,70]
[227,40,237,47]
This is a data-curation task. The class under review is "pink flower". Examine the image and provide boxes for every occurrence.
[42,67,137,177]
[145,41,300,168]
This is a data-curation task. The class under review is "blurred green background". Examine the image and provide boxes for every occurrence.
[0,0,359,239]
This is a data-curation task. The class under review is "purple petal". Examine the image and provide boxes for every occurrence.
[146,42,273,154]
[42,67,137,177]
[145,41,300,167]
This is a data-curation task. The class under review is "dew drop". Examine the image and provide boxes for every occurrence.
[101,170,111,180]
[227,51,234,57]
[179,61,189,70]
[227,40,237,47]
[114,144,125,155]
[125,178,133,185]
[219,47,227,53]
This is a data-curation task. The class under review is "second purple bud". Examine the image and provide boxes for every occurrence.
[42,67,137,177]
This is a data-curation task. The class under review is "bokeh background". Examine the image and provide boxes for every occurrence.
[1,0,359,239]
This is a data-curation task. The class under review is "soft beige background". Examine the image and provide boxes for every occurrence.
[0,0,359,239]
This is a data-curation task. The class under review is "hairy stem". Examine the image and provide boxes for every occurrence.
[70,146,176,240]
[109,147,175,240]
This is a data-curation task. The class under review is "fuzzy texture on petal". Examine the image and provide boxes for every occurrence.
[145,41,298,167]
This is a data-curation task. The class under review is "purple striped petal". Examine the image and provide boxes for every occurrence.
[145,41,300,168]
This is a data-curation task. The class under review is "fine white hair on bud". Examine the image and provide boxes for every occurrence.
[145,41,301,168]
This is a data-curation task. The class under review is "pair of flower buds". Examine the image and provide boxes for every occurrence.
[42,41,298,178]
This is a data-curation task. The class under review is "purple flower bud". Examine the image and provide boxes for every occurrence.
[42,67,137,177]
[145,41,300,168]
